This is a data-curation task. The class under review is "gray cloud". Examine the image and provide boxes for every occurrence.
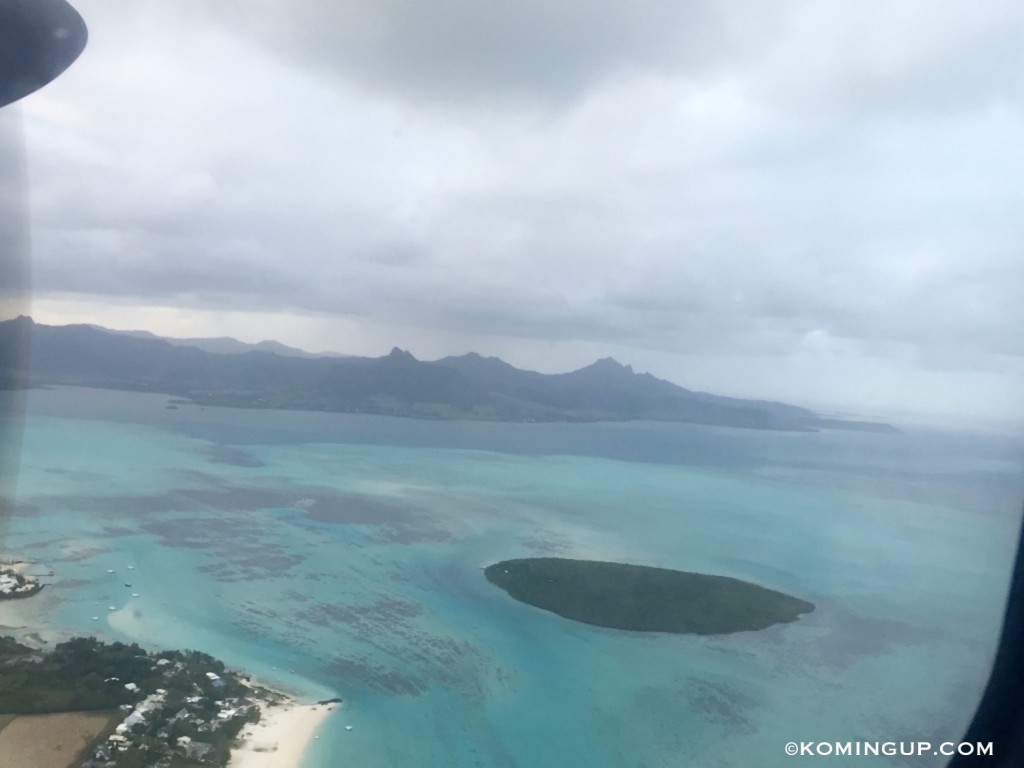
[206,1,1024,115]
[15,0,1024,424]
[209,0,737,106]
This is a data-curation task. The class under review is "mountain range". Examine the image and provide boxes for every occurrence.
[0,317,896,432]
[93,326,345,358]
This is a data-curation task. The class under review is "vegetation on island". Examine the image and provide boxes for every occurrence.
[485,558,815,635]
[0,635,273,767]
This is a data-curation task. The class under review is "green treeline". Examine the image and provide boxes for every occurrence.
[0,636,240,714]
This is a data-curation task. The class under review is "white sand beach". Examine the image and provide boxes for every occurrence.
[1,598,334,768]
[107,603,338,768]
[229,698,335,768]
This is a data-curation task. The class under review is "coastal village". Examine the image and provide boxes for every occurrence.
[0,560,340,768]
[78,657,267,768]
[0,630,274,768]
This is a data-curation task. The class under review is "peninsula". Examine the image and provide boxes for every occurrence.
[0,635,334,768]
[485,558,815,634]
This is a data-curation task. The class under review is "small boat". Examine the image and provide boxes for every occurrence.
[108,605,116,610]
[345,725,354,731]
[124,583,132,587]
[106,569,115,573]
[131,593,139,597]
[91,616,99,621]
[127,565,135,570]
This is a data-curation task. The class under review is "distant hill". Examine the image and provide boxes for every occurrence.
[94,326,344,358]
[0,317,897,432]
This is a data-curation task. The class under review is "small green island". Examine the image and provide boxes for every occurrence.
[485,558,814,635]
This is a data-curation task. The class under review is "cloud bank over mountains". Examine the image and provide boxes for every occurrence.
[17,0,1024,425]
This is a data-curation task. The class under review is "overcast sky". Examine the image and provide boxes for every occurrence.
[14,0,1024,427]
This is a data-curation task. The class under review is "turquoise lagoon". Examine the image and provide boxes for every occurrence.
[2,386,1022,767]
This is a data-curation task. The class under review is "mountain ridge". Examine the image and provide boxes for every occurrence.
[0,317,898,433]
[91,326,345,358]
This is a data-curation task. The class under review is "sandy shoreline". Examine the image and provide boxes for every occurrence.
[0,560,338,768]
[107,601,338,767]
[0,582,41,636]
[229,697,336,768]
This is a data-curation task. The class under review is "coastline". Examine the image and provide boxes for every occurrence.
[108,604,340,768]
[0,563,55,647]
[0,562,338,768]
[229,695,336,768]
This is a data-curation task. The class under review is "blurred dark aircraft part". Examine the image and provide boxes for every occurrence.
[0,0,86,512]
[0,0,87,108]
